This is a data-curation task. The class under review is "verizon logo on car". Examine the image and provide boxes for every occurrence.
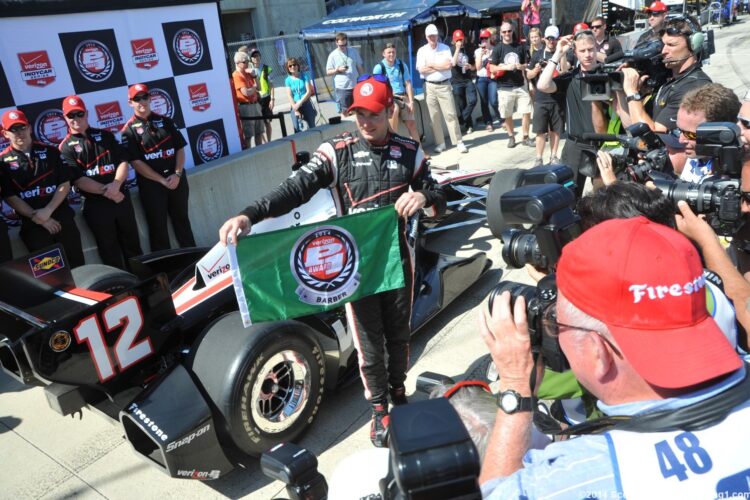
[144,147,175,161]
[188,83,210,112]
[18,50,56,86]
[131,38,159,69]
[95,101,125,133]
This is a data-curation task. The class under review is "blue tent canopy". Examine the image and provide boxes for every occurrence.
[301,0,481,40]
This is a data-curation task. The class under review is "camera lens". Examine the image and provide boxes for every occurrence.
[501,228,548,270]
[488,281,538,313]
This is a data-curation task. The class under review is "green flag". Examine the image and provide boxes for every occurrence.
[229,206,405,326]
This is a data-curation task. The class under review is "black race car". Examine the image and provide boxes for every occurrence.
[0,168,493,480]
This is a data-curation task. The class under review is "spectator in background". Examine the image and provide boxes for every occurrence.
[373,42,422,146]
[0,110,84,266]
[526,27,545,100]
[490,21,533,148]
[739,90,750,150]
[250,49,275,143]
[233,51,265,148]
[450,29,478,135]
[521,0,541,41]
[326,32,365,119]
[285,57,317,133]
[635,0,668,47]
[591,16,624,63]
[417,23,468,154]
[475,28,501,131]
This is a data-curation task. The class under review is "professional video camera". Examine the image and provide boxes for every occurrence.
[651,122,744,236]
[581,39,668,101]
[260,398,482,500]
[581,122,675,181]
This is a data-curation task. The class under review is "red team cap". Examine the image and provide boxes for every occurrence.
[557,217,742,389]
[62,95,86,114]
[480,28,492,39]
[347,76,393,115]
[573,22,590,33]
[452,29,466,42]
[644,1,668,12]
[2,109,29,130]
[128,83,149,99]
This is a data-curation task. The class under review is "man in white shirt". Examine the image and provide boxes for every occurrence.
[326,32,365,119]
[416,24,468,154]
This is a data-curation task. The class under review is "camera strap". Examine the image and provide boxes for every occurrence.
[539,363,750,436]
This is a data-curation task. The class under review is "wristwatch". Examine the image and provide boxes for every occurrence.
[497,390,535,414]
[626,92,643,102]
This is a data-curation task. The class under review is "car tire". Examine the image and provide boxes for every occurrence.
[486,169,524,239]
[188,313,325,456]
[72,265,139,294]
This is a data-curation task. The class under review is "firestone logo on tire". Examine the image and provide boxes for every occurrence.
[291,226,361,305]
[74,39,115,82]
[173,29,203,66]
[148,88,174,119]
[34,109,68,146]
[196,129,223,163]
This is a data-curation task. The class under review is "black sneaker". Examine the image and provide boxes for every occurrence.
[389,386,408,406]
[370,404,390,448]
[522,136,535,147]
[508,136,517,148]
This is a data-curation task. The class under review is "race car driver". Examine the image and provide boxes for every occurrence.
[121,83,195,251]
[219,75,447,447]
[0,109,85,267]
[59,96,142,270]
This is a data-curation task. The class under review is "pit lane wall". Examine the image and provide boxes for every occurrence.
[7,121,357,263]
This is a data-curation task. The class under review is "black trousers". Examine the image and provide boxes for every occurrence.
[346,265,413,404]
[137,174,196,251]
[20,215,85,268]
[561,140,598,198]
[452,79,478,130]
[0,218,12,264]
[83,194,143,270]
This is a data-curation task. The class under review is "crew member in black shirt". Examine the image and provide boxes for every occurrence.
[0,110,84,266]
[537,32,609,196]
[450,29,477,135]
[59,96,142,269]
[591,16,624,63]
[121,83,195,251]
[490,21,533,148]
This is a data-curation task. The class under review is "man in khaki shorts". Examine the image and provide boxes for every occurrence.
[489,22,533,148]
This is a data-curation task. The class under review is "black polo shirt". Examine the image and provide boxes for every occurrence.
[0,143,74,220]
[490,42,527,89]
[120,113,186,177]
[451,45,475,83]
[529,49,565,106]
[555,67,597,140]
[652,64,712,130]
[59,127,128,201]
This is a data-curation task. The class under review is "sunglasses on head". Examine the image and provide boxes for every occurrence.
[8,124,28,133]
[131,94,150,103]
[675,127,697,141]
[357,73,390,85]
[66,111,85,119]
[738,115,750,129]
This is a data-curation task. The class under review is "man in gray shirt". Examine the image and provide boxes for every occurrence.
[326,32,365,119]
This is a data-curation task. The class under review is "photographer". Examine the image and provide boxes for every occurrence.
[537,31,609,195]
[479,217,748,498]
[618,15,712,133]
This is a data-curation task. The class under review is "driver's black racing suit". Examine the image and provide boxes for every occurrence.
[240,130,446,407]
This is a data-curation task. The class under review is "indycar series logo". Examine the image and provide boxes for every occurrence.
[196,129,223,163]
[173,29,203,66]
[29,248,65,278]
[34,109,68,146]
[148,88,175,119]
[130,38,159,69]
[18,50,56,87]
[95,101,125,133]
[74,39,115,82]
[188,83,210,112]
[291,226,361,305]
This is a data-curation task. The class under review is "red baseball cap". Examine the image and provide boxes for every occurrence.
[557,217,742,389]
[452,29,466,42]
[644,1,668,12]
[128,83,150,100]
[2,109,29,130]
[573,22,590,33]
[62,95,86,115]
[347,76,393,115]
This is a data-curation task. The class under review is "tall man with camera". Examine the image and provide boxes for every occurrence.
[479,216,748,498]
[537,31,608,195]
[620,15,712,133]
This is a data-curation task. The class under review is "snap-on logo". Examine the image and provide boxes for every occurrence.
[130,38,159,69]
[74,39,115,82]
[18,50,56,87]
[166,423,210,452]
[629,275,706,303]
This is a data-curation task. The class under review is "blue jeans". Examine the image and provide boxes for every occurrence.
[476,77,500,126]
[451,79,477,130]
[291,100,316,132]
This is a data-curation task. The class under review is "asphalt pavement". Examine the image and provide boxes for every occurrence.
[1,18,749,500]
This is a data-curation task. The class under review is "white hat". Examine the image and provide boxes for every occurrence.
[425,24,439,36]
[544,25,560,39]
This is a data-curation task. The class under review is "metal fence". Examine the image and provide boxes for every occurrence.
[226,35,310,90]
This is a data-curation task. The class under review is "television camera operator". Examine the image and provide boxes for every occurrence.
[479,216,749,498]
[618,15,712,133]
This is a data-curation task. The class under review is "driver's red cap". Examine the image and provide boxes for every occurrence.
[62,96,86,114]
[347,76,393,114]
[2,109,29,130]
[557,217,742,389]
[644,1,668,12]
[128,83,149,100]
